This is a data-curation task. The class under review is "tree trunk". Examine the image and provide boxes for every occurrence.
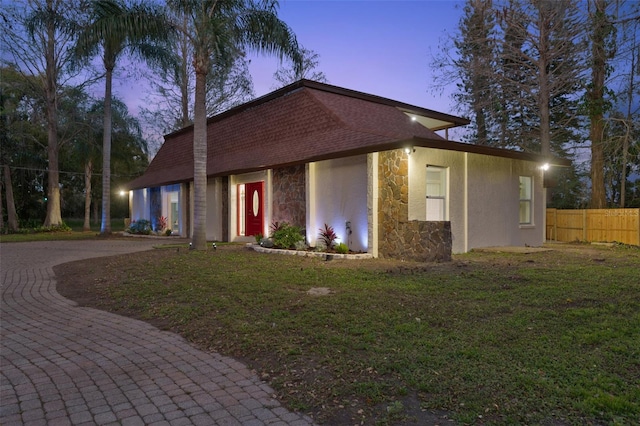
[620,38,636,208]
[42,0,62,227]
[0,176,3,232]
[589,0,608,208]
[180,18,190,127]
[191,66,208,250]
[537,3,551,157]
[4,165,19,232]
[100,64,114,234]
[84,159,92,231]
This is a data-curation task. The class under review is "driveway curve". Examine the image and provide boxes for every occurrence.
[0,239,315,426]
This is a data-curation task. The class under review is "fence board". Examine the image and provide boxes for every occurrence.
[546,208,640,246]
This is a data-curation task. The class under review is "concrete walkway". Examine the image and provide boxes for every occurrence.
[0,240,315,426]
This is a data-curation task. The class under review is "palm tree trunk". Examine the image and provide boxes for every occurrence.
[4,165,19,232]
[84,159,92,231]
[191,67,208,250]
[100,65,114,234]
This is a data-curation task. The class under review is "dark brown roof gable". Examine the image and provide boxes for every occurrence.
[127,80,568,190]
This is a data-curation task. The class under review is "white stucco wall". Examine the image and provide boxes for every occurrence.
[130,188,148,222]
[206,177,224,241]
[229,170,270,243]
[408,147,545,253]
[310,155,368,252]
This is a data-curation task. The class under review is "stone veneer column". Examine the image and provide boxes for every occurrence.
[378,149,452,262]
[271,165,306,228]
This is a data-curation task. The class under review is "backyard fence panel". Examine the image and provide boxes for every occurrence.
[546,208,640,246]
[555,209,586,242]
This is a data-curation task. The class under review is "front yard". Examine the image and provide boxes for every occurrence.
[56,243,640,425]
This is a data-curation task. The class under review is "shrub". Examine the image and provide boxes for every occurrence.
[155,216,168,232]
[165,229,172,236]
[255,233,263,244]
[270,221,284,233]
[271,222,304,249]
[335,242,349,254]
[127,219,152,235]
[294,240,308,251]
[318,223,338,249]
[314,241,327,252]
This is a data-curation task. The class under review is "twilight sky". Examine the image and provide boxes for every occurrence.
[247,0,464,112]
[113,0,466,126]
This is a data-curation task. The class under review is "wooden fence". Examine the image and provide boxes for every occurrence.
[546,208,640,246]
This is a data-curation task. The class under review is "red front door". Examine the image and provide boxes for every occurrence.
[245,181,264,236]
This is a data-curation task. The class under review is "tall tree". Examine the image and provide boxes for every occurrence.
[446,0,497,146]
[272,47,328,89]
[586,0,617,208]
[498,0,585,156]
[74,0,172,234]
[168,0,301,250]
[1,0,87,227]
[0,64,49,226]
[140,20,255,141]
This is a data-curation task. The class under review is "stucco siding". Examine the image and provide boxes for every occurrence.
[466,155,517,249]
[408,148,465,252]
[130,188,148,222]
[206,177,224,241]
[408,147,545,253]
[311,155,368,252]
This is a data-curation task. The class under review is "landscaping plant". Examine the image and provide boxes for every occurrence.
[318,223,338,249]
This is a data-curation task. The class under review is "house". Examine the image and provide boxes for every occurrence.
[126,80,570,261]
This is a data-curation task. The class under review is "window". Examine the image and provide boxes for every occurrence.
[519,176,532,224]
[426,166,447,221]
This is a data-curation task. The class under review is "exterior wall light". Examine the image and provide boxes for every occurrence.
[540,163,550,171]
[404,147,415,155]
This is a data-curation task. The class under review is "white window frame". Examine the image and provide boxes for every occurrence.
[519,176,533,225]
[426,165,448,221]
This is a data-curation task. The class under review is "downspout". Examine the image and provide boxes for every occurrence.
[463,152,469,253]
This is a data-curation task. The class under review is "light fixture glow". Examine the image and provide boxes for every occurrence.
[540,163,550,171]
[411,116,417,121]
[119,190,127,196]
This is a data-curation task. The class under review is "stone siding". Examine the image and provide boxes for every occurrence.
[378,150,452,261]
[272,165,306,228]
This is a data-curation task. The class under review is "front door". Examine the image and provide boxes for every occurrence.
[245,181,264,236]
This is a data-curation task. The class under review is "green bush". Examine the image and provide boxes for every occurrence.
[335,242,349,254]
[271,222,304,249]
[10,222,72,234]
[127,219,152,235]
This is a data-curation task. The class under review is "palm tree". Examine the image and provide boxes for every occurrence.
[168,0,301,250]
[75,0,173,234]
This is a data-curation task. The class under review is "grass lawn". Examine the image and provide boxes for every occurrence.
[0,218,128,243]
[56,243,640,425]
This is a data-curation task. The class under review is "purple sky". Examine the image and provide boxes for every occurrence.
[109,0,467,147]
[248,0,464,112]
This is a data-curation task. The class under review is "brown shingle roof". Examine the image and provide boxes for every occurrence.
[127,80,568,190]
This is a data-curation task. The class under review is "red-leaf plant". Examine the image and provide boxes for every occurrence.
[318,223,338,249]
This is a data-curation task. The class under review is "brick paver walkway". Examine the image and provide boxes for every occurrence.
[0,240,315,426]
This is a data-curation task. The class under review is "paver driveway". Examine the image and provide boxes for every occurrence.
[0,240,315,426]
